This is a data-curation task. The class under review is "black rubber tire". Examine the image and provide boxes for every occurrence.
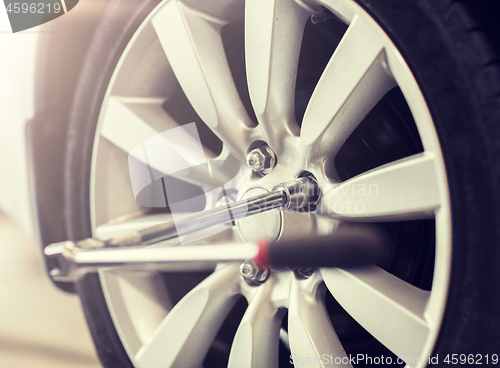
[354,0,500,360]
[65,1,161,366]
[64,0,500,366]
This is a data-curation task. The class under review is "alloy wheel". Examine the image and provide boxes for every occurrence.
[88,0,452,367]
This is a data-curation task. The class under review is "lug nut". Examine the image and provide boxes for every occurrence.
[239,260,270,285]
[246,145,277,175]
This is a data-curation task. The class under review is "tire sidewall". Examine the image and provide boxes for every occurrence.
[65,1,161,367]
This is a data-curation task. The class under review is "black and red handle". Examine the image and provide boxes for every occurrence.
[256,227,387,268]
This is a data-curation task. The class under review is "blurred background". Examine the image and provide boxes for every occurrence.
[0,2,101,367]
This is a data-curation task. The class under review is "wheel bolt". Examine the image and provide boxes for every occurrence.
[246,145,277,175]
[239,260,269,285]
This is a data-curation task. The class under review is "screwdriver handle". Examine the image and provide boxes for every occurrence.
[257,227,387,268]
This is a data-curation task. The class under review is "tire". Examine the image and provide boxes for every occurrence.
[66,1,162,366]
[360,0,500,361]
[63,0,500,367]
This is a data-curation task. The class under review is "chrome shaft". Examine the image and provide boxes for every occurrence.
[45,242,259,282]
[127,190,287,247]
[95,176,318,249]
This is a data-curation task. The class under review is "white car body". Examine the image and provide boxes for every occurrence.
[0,4,38,238]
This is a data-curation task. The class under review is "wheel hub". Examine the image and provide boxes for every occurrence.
[236,187,282,243]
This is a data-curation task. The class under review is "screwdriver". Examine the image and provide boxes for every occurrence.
[44,176,385,282]
[45,227,386,282]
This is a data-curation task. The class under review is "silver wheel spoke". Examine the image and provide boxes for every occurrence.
[180,0,244,23]
[135,264,240,368]
[245,0,312,150]
[102,97,234,190]
[101,97,176,154]
[99,271,173,356]
[95,214,172,240]
[321,153,441,221]
[321,266,431,360]
[288,276,351,368]
[228,278,285,368]
[152,0,253,160]
[300,16,396,165]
